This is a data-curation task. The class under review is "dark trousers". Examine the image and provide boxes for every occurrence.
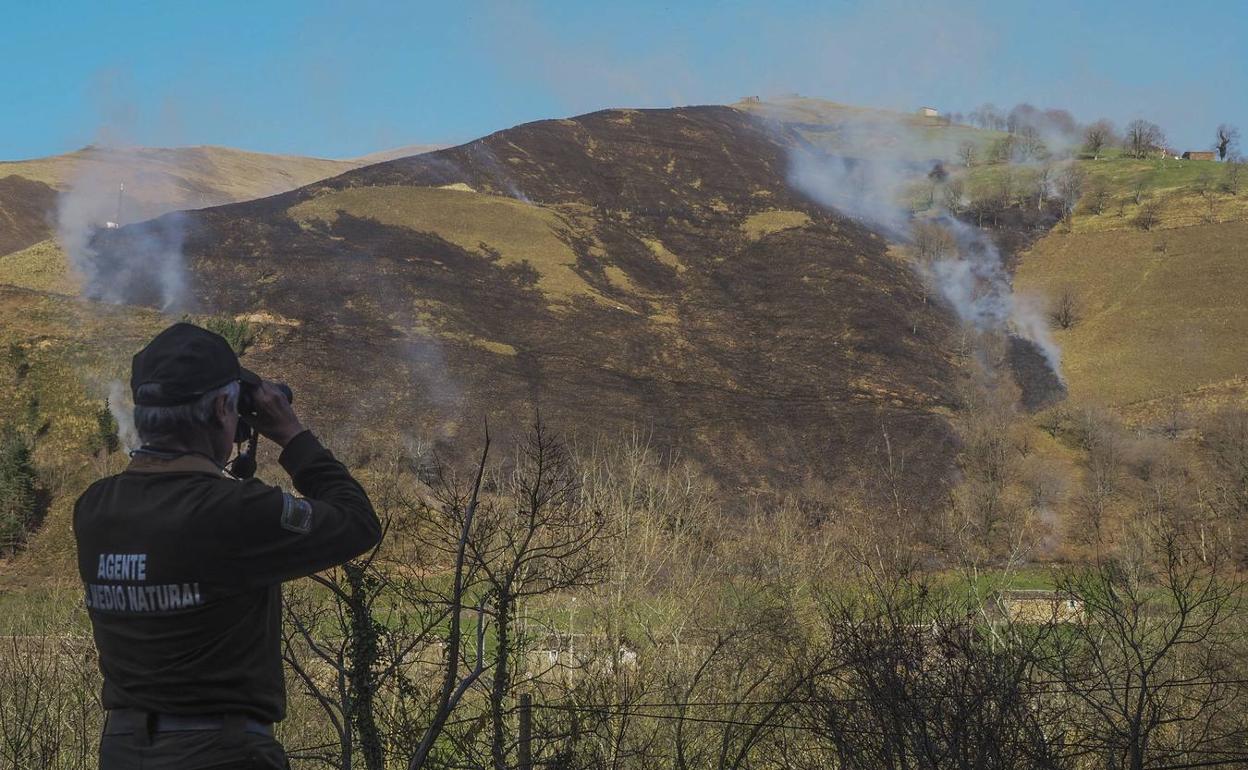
[99,719,290,770]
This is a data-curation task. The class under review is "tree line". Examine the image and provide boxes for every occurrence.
[948,102,1241,163]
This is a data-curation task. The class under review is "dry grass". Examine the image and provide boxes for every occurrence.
[1015,220,1248,410]
[0,145,360,224]
[1072,187,1248,233]
[0,287,165,584]
[640,237,684,271]
[2,145,356,193]
[350,143,448,164]
[735,96,1002,159]
[290,185,596,302]
[0,239,76,295]
[741,209,811,240]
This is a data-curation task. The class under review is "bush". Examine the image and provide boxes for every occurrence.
[1050,287,1079,330]
[0,429,38,553]
[91,402,120,455]
[1134,199,1163,231]
[187,315,258,356]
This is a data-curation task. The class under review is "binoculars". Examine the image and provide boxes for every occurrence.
[229,381,293,479]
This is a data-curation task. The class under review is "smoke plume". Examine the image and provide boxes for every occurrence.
[782,112,1062,378]
[56,146,190,310]
[107,379,140,452]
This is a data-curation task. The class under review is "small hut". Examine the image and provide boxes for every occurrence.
[992,590,1084,624]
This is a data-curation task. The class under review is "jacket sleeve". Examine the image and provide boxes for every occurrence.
[202,430,383,585]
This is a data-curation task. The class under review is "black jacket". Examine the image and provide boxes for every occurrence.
[73,430,381,722]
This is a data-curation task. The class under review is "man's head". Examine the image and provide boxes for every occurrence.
[130,323,260,464]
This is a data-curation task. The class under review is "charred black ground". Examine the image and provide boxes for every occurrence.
[1007,335,1067,412]
[0,176,57,256]
[96,106,964,502]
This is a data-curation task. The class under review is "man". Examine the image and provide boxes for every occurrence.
[74,322,382,769]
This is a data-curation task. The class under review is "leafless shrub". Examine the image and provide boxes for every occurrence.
[1046,529,1246,769]
[1050,287,1079,330]
[911,221,958,264]
[797,564,1060,770]
[0,594,101,770]
[1134,199,1163,230]
[1083,181,1111,215]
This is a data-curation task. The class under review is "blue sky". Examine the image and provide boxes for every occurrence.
[3,0,1244,159]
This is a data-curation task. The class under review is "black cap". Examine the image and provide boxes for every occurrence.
[131,322,261,406]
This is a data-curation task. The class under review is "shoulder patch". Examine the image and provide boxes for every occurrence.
[280,493,314,534]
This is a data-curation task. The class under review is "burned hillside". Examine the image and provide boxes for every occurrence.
[0,176,57,256]
[97,106,964,500]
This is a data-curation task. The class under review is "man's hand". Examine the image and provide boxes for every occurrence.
[247,381,306,448]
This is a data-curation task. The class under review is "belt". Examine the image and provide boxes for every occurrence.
[104,709,273,737]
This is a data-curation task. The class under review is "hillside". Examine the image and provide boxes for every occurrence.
[0,145,364,259]
[735,95,1003,160]
[1013,154,1248,422]
[0,175,58,256]
[351,143,448,164]
[83,105,964,503]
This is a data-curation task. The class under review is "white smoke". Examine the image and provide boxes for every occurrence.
[107,379,139,452]
[922,217,1062,376]
[401,333,461,414]
[783,114,1063,378]
[786,147,909,236]
[56,147,190,310]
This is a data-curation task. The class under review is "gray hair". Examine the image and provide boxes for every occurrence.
[133,381,240,446]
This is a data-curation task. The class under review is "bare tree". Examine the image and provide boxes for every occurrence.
[0,596,101,770]
[1070,409,1125,550]
[1124,120,1166,159]
[926,162,948,208]
[990,134,1017,164]
[798,563,1060,770]
[1084,120,1115,159]
[1007,103,1038,134]
[911,221,958,264]
[968,185,1001,227]
[278,437,498,770]
[1046,529,1245,770]
[1134,198,1163,231]
[468,421,609,770]
[996,168,1016,218]
[666,590,810,770]
[1084,181,1111,215]
[1032,163,1055,211]
[282,456,460,770]
[1017,125,1046,161]
[1215,124,1239,161]
[1199,409,1248,566]
[1196,170,1219,222]
[948,373,1036,561]
[1050,287,1079,330]
[1222,154,1244,195]
[958,140,977,168]
[1055,164,1087,220]
[943,177,966,213]
[1043,108,1079,138]
[970,103,1004,131]
[409,436,494,770]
